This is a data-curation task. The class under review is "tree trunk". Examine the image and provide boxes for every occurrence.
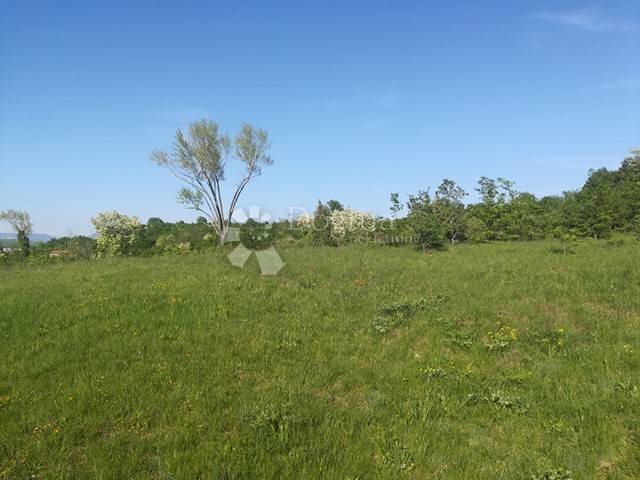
[218,226,227,248]
[450,218,456,246]
[214,222,227,249]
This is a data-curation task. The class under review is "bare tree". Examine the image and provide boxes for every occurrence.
[434,179,468,245]
[0,209,33,257]
[0,209,33,235]
[151,119,273,247]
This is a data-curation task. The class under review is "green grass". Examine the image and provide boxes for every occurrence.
[1,241,639,479]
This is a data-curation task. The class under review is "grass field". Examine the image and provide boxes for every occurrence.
[1,241,639,479]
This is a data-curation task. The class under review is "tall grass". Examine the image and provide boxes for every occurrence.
[1,240,639,478]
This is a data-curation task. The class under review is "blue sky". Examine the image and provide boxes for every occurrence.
[1,0,638,236]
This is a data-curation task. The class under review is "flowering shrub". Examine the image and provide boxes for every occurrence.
[297,207,378,245]
[296,213,314,232]
[92,211,142,257]
[330,208,375,243]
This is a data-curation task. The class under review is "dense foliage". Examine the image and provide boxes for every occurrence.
[3,151,639,264]
[462,150,640,243]
[16,230,30,258]
[310,201,335,247]
[330,208,375,244]
[294,151,640,252]
[239,219,278,250]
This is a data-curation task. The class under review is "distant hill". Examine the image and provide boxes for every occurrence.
[0,232,54,242]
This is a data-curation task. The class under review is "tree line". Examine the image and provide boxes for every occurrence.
[1,115,638,263]
[308,149,640,250]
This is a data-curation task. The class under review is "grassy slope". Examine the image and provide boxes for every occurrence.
[1,241,639,479]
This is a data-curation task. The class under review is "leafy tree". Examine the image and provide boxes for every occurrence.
[16,231,30,258]
[471,177,500,240]
[537,195,565,237]
[390,150,639,247]
[469,177,518,240]
[477,176,498,204]
[406,190,431,215]
[92,211,143,256]
[0,209,33,257]
[503,192,542,240]
[146,217,169,236]
[496,177,516,203]
[412,213,446,251]
[45,236,96,259]
[464,215,490,243]
[575,168,616,239]
[389,193,402,219]
[140,217,171,249]
[434,179,467,245]
[551,227,578,255]
[406,190,446,251]
[559,151,640,239]
[616,149,640,230]
[378,193,405,238]
[151,119,273,248]
[634,213,640,239]
[326,200,344,212]
[311,202,335,246]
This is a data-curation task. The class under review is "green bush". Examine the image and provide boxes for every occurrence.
[410,211,447,251]
[464,215,490,243]
[239,219,277,250]
[155,233,177,253]
[311,202,335,247]
[606,232,629,248]
[550,227,578,255]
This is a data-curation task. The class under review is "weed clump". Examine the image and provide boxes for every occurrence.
[534,327,569,353]
[530,468,573,480]
[249,403,295,443]
[374,295,447,334]
[381,439,415,473]
[465,389,529,414]
[483,324,517,351]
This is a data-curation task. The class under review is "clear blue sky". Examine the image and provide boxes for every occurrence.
[1,0,638,236]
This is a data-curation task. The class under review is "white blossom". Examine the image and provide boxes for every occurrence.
[296,213,315,231]
[330,208,375,242]
[92,211,142,257]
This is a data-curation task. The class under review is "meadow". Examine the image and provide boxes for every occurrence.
[1,240,639,479]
